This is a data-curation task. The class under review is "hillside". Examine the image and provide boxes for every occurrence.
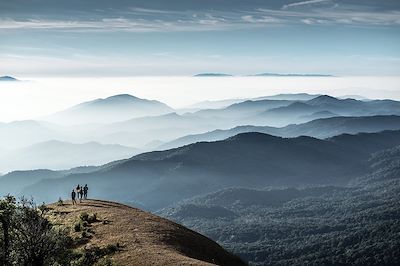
[159,145,400,266]
[0,120,61,150]
[254,96,400,126]
[48,199,244,266]
[159,115,400,150]
[0,140,140,174]
[20,130,400,210]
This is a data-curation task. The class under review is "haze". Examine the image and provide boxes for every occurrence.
[1,75,400,122]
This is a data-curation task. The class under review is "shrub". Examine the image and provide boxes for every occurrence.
[81,231,89,238]
[96,257,115,266]
[105,243,121,253]
[81,221,89,228]
[79,212,89,222]
[73,244,120,266]
[74,222,82,232]
[88,213,98,223]
[57,198,64,206]
[0,197,74,265]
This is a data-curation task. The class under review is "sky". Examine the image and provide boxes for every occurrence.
[1,0,400,76]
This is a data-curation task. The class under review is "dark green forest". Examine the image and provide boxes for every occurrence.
[160,145,400,265]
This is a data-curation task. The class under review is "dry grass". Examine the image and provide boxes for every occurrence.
[47,199,245,266]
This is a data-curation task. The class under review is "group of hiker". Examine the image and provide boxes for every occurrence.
[71,184,89,204]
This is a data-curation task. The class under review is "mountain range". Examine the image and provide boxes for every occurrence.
[2,93,400,173]
[6,130,400,211]
[159,115,400,150]
[2,91,400,265]
[159,144,400,265]
[188,95,400,127]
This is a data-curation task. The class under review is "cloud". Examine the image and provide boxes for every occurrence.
[129,7,177,14]
[0,2,399,32]
[282,0,331,10]
[301,18,329,25]
[257,6,400,26]
[241,15,282,23]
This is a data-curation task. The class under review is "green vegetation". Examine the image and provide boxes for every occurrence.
[71,244,121,266]
[0,196,72,265]
[0,197,120,265]
[57,197,64,206]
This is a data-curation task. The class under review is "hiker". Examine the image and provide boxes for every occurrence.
[79,186,84,202]
[83,184,88,199]
[71,189,76,205]
[76,184,81,198]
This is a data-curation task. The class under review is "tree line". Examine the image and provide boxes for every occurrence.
[0,196,70,265]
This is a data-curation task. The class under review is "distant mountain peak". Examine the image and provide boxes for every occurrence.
[0,76,19,81]
[45,93,174,125]
[227,132,280,142]
[307,95,340,104]
[93,94,145,104]
[106,94,139,99]
[194,73,233,77]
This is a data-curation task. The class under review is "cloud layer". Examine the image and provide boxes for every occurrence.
[0,0,399,32]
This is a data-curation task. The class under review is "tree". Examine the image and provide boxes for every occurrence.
[0,196,72,265]
[0,195,16,266]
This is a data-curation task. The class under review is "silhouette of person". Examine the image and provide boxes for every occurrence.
[71,189,76,205]
[83,184,88,199]
[79,187,84,202]
[76,184,81,197]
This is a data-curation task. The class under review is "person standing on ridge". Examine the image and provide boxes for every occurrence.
[83,184,88,199]
[79,187,84,202]
[71,189,76,205]
[76,184,81,198]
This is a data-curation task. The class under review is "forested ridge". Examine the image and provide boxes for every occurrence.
[160,145,400,265]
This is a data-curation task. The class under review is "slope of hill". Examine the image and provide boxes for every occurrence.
[0,140,140,174]
[0,120,62,150]
[159,115,400,150]
[255,96,400,126]
[185,99,247,110]
[158,125,278,150]
[0,166,102,197]
[45,94,174,125]
[159,145,400,266]
[0,169,63,197]
[185,93,319,110]
[21,130,400,210]
[48,200,244,266]
[96,112,219,148]
[253,93,320,101]
[193,99,293,119]
[282,115,400,138]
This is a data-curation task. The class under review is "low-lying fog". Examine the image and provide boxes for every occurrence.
[1,76,400,122]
